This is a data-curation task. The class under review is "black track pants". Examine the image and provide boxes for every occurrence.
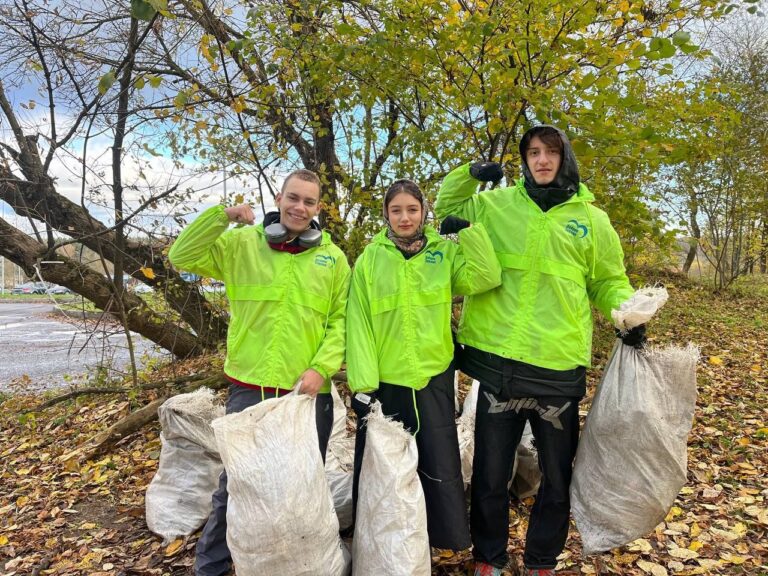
[470,388,580,570]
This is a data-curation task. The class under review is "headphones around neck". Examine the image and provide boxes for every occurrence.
[264,222,322,248]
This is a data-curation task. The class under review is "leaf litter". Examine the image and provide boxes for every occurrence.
[1,274,766,575]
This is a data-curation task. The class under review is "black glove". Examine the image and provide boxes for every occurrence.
[616,324,647,349]
[469,161,504,183]
[351,391,378,421]
[440,215,471,235]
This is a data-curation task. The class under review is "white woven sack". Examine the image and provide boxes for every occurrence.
[326,383,355,530]
[571,342,698,554]
[352,403,430,576]
[145,388,224,544]
[457,380,480,488]
[213,393,350,576]
[509,422,541,499]
[612,287,669,330]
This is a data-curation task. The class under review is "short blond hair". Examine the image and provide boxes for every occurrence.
[281,169,321,194]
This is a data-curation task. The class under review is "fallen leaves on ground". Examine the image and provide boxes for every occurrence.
[1,274,766,575]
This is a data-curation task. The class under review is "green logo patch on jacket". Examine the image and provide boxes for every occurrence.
[425,250,444,264]
[314,254,336,267]
[565,219,588,238]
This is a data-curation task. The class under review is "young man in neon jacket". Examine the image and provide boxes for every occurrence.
[168,169,351,576]
[435,125,644,576]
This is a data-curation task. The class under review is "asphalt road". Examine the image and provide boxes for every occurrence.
[0,303,163,392]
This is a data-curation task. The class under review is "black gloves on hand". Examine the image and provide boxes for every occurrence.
[469,161,504,183]
[351,391,378,421]
[616,324,647,349]
[440,215,471,235]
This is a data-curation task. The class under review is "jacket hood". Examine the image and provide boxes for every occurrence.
[519,125,580,193]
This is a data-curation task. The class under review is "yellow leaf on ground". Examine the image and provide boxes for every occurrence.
[669,547,699,560]
[737,437,750,446]
[708,355,723,365]
[16,495,29,507]
[710,527,741,541]
[628,538,654,553]
[637,559,668,576]
[0,535,8,545]
[745,506,768,525]
[697,558,722,570]
[665,506,683,520]
[720,552,749,565]
[165,538,183,556]
[140,267,155,279]
[689,540,704,551]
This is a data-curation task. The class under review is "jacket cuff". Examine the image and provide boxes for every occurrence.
[310,365,330,381]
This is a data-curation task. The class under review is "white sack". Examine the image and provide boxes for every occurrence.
[213,393,350,576]
[457,380,480,488]
[352,402,430,576]
[508,423,541,500]
[326,383,355,531]
[612,287,669,330]
[145,388,224,544]
[571,342,698,554]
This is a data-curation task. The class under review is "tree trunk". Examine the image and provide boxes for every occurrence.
[683,191,701,275]
[0,217,201,358]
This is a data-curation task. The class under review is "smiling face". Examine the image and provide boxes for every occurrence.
[276,175,322,235]
[386,191,423,238]
[525,135,563,186]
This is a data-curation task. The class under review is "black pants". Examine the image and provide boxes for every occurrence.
[470,387,580,570]
[194,384,334,576]
[351,364,471,551]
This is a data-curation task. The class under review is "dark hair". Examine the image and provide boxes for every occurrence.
[281,169,321,194]
[520,126,564,158]
[383,179,425,214]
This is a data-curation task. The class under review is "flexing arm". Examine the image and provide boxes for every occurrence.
[450,222,502,296]
[434,163,483,221]
[167,205,235,279]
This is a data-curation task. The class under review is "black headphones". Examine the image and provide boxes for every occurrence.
[264,222,323,248]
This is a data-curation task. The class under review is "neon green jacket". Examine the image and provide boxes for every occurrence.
[435,163,634,371]
[346,224,501,393]
[168,206,351,392]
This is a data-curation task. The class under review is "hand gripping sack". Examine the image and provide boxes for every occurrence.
[326,383,355,531]
[571,341,698,554]
[352,403,430,576]
[145,388,224,544]
[212,393,350,576]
